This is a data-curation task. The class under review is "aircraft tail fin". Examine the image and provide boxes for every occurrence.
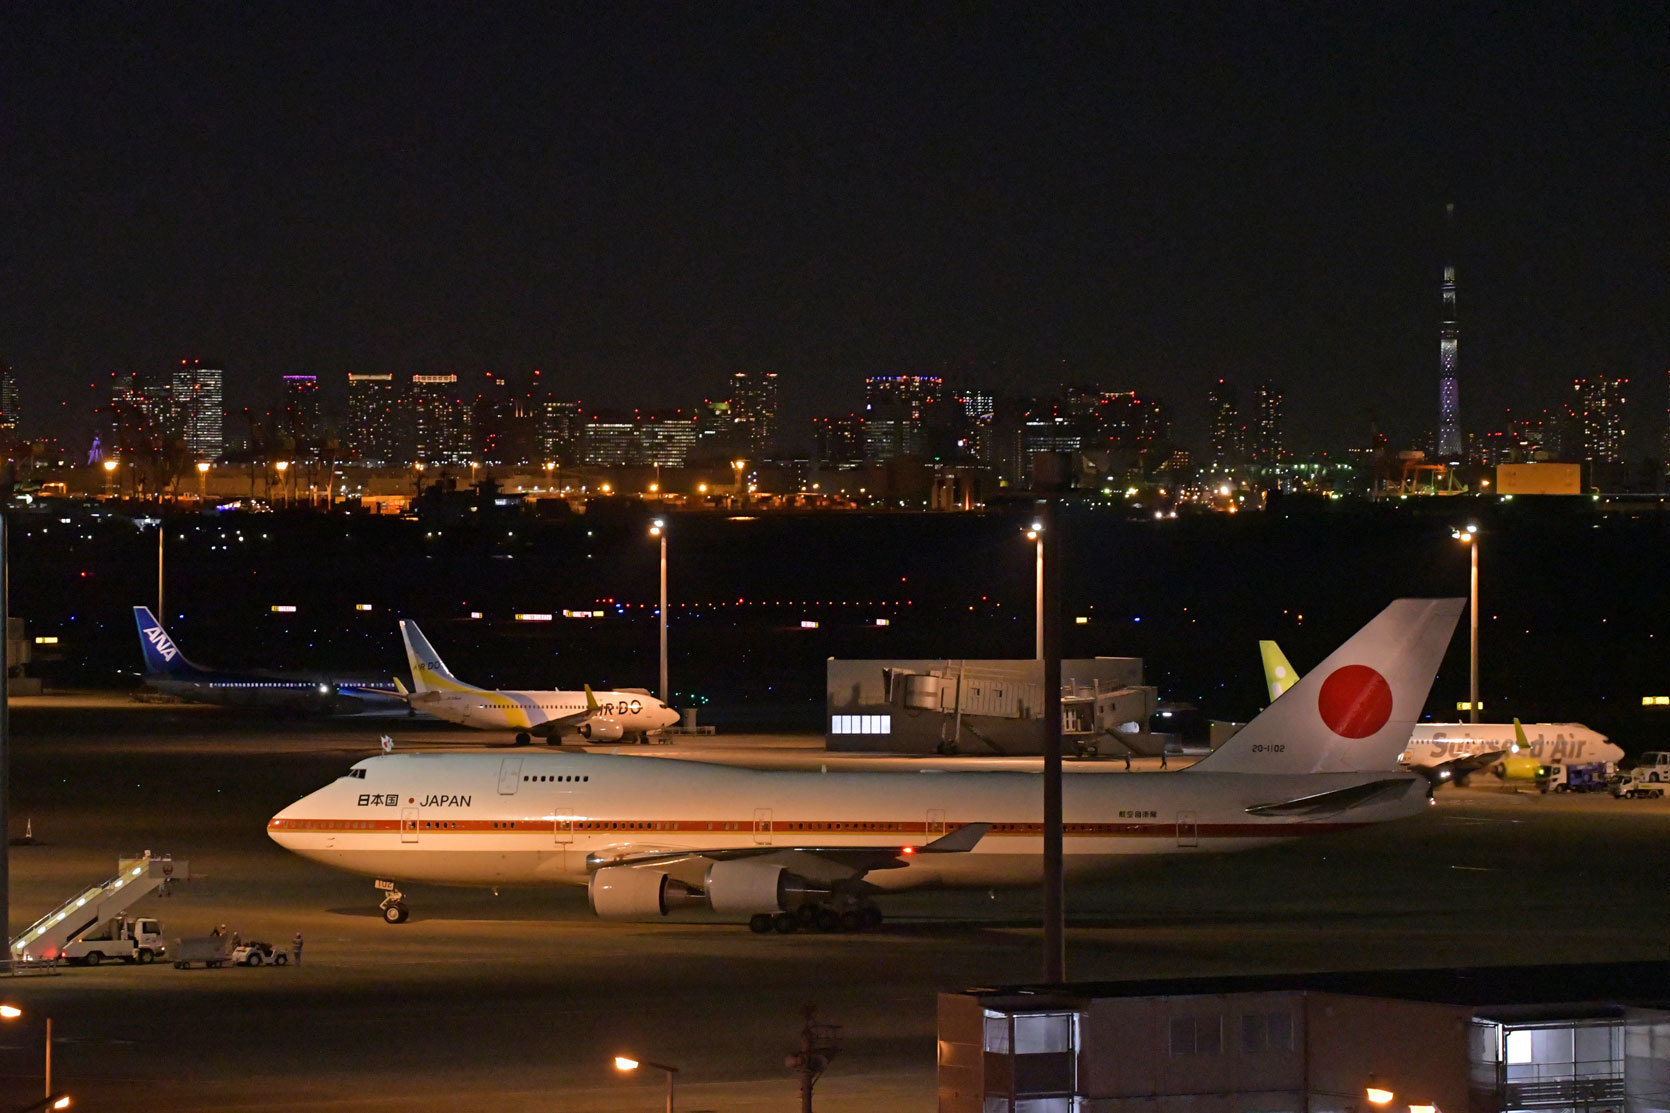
[1259,640,1300,703]
[132,606,206,676]
[584,684,600,713]
[398,621,471,694]
[1190,599,1464,775]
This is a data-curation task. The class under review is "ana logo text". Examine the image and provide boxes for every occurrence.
[143,625,178,662]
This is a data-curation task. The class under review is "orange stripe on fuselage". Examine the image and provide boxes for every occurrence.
[266,817,1368,839]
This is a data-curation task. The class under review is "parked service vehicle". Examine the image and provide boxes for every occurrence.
[231,941,288,967]
[61,916,167,966]
[1610,772,1667,799]
[171,937,232,969]
[1630,752,1670,782]
[1539,762,1613,794]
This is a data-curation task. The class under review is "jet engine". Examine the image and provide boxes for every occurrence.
[703,859,828,915]
[577,718,624,742]
[587,866,698,920]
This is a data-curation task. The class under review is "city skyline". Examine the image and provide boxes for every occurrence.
[4,6,1668,455]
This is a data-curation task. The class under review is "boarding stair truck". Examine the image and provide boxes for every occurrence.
[1539,762,1614,794]
[9,853,188,967]
[60,916,167,966]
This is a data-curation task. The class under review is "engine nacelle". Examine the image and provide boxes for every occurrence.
[704,859,828,915]
[578,718,624,742]
[588,867,694,920]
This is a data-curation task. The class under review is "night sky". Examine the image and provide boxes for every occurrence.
[5,4,1667,453]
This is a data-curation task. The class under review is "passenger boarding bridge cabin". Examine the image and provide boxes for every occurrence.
[939,966,1670,1113]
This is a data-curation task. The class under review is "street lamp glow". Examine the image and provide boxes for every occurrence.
[0,1004,20,1018]
[1366,1087,1394,1105]
[614,1056,639,1072]
[275,460,289,472]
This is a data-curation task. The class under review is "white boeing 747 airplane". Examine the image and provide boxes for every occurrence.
[272,599,1463,932]
[395,621,679,745]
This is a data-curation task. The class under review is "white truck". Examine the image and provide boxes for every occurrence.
[1629,752,1670,782]
[1610,771,1667,799]
[60,916,167,966]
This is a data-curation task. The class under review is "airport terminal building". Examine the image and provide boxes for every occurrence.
[938,967,1670,1113]
[826,656,1157,756]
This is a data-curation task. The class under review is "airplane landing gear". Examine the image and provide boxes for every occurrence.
[376,881,409,924]
[513,732,532,747]
[758,901,882,933]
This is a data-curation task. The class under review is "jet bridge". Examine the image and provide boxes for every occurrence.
[10,853,188,964]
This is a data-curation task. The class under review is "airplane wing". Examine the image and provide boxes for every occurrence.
[583,823,991,879]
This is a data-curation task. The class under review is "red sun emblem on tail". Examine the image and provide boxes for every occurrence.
[1316,665,1394,738]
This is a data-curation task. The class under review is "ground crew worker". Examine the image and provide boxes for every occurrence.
[291,932,303,966]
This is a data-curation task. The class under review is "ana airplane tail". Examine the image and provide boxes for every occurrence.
[398,621,477,695]
[1259,640,1299,702]
[1191,598,1464,775]
[132,606,209,677]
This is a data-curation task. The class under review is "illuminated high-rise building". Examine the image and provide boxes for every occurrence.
[345,373,399,465]
[0,361,19,438]
[862,375,944,460]
[172,359,224,460]
[1571,377,1628,464]
[729,371,779,455]
[536,398,583,465]
[280,375,322,453]
[1437,203,1462,460]
[813,414,864,466]
[408,374,472,465]
[1251,382,1284,473]
[1207,380,1242,469]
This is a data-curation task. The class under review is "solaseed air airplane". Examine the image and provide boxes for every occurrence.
[396,621,679,745]
[269,598,1462,932]
[1259,639,1620,783]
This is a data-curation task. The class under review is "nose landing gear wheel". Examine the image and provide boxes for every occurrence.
[382,903,409,924]
[749,914,774,934]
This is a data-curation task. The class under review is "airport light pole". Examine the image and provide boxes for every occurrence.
[649,519,668,706]
[615,1055,678,1113]
[1,1005,54,1101]
[101,458,117,498]
[1026,522,1044,660]
[1452,524,1479,723]
[0,515,8,954]
[196,460,209,504]
[156,524,164,620]
[1037,498,1065,984]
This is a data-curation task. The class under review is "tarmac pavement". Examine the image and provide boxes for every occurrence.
[1,697,1667,1111]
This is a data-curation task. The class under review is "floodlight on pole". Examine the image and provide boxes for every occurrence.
[1025,522,1044,660]
[614,1054,679,1113]
[650,519,668,704]
[1451,524,1480,723]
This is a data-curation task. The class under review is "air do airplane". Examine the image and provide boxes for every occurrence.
[270,598,1463,933]
[396,620,679,744]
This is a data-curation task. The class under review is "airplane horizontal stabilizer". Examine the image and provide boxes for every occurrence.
[1245,778,1417,818]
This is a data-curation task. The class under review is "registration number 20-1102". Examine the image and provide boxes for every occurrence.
[1248,744,1286,754]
